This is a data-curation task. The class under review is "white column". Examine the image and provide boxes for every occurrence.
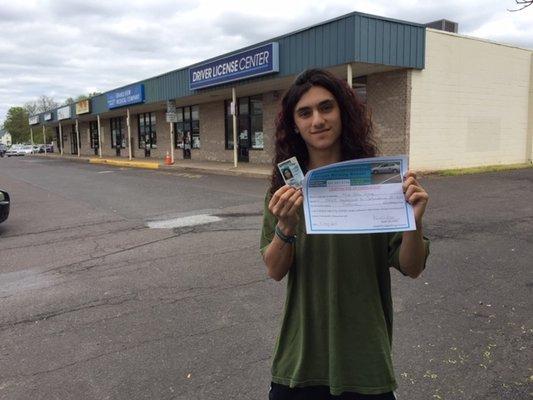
[347,63,353,88]
[75,119,80,157]
[42,125,47,154]
[97,115,102,158]
[170,121,174,163]
[127,108,132,160]
[59,122,63,155]
[232,86,238,168]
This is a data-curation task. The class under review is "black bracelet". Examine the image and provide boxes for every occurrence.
[275,225,297,244]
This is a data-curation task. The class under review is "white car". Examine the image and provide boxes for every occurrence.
[6,145,33,156]
[6,145,23,156]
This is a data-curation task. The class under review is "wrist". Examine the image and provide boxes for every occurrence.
[277,221,296,236]
[275,224,297,244]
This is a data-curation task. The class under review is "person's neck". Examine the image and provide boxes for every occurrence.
[307,146,342,170]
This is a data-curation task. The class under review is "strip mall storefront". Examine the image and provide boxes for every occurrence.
[29,12,532,170]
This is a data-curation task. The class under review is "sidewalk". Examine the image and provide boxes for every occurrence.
[31,153,272,178]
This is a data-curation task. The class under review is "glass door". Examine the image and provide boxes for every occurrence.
[238,98,250,162]
[70,126,78,155]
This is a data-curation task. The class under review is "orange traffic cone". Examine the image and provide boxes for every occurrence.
[164,151,173,165]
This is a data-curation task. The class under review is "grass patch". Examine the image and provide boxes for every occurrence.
[433,163,533,176]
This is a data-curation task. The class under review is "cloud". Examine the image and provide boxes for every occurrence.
[0,0,531,125]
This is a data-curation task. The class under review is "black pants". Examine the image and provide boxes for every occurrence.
[269,382,396,400]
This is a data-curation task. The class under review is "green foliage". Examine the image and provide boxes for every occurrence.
[2,107,30,143]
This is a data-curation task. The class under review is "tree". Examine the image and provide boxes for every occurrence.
[2,107,30,144]
[36,95,59,113]
[24,101,39,117]
[508,0,532,11]
[63,93,101,105]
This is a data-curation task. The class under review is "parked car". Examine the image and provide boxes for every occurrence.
[0,143,6,157]
[19,145,34,155]
[0,189,9,224]
[44,144,54,153]
[371,163,400,174]
[6,145,23,156]
[32,145,40,154]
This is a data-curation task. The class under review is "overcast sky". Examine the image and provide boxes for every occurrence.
[1,0,531,125]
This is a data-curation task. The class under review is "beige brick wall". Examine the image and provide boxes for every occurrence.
[366,70,410,157]
[410,29,533,170]
[526,52,533,162]
[193,101,233,162]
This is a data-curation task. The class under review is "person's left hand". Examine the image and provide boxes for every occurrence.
[402,171,429,226]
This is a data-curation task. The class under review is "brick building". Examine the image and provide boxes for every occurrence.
[29,11,533,171]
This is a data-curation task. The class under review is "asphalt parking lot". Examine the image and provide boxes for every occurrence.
[0,157,531,399]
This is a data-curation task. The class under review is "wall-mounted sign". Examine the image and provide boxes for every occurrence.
[76,99,90,115]
[107,84,145,109]
[166,100,176,114]
[57,106,71,120]
[29,115,39,125]
[189,42,279,90]
[44,112,53,121]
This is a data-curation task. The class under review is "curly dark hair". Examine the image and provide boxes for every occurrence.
[269,68,377,194]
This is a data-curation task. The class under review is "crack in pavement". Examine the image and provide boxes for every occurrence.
[0,218,127,240]
[0,225,146,251]
[1,321,249,380]
[0,293,138,331]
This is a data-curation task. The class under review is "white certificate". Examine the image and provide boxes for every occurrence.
[302,156,416,234]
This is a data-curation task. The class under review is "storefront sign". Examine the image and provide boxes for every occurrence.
[44,112,52,121]
[107,84,145,109]
[76,99,90,115]
[189,42,279,90]
[29,115,39,125]
[57,106,71,120]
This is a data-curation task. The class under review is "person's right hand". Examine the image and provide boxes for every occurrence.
[268,185,303,236]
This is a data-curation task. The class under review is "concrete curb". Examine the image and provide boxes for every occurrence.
[30,154,270,179]
[89,158,159,169]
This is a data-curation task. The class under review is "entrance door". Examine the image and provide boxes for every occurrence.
[55,127,62,153]
[110,117,124,157]
[70,128,78,155]
[238,129,250,162]
[238,112,250,162]
[90,121,99,155]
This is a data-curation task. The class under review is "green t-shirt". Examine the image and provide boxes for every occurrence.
[260,193,429,396]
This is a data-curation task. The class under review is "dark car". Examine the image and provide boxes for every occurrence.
[0,190,9,223]
[0,143,6,157]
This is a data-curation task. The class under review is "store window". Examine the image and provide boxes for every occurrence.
[174,105,200,150]
[224,96,263,150]
[110,117,126,148]
[138,112,157,149]
[89,121,99,148]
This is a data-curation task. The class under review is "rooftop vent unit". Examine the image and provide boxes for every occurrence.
[425,19,458,33]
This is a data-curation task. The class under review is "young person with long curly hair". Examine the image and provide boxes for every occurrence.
[260,69,430,400]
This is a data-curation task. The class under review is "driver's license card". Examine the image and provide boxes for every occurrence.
[277,157,304,187]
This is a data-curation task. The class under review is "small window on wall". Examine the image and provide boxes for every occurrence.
[174,105,200,149]
[225,96,263,149]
